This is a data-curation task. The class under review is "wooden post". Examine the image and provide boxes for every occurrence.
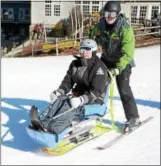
[1,47,3,57]
[12,43,16,57]
[81,14,84,40]
[32,41,34,56]
[44,22,47,43]
[23,42,24,51]
[74,5,77,47]
[56,38,59,56]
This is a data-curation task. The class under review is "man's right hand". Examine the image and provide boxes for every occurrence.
[50,90,62,101]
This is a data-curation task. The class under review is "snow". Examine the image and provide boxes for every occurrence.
[1,45,160,165]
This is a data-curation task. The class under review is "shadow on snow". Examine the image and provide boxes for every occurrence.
[1,98,49,152]
[1,96,160,152]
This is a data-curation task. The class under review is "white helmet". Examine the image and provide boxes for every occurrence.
[80,39,98,52]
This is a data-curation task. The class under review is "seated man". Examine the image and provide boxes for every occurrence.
[35,39,110,134]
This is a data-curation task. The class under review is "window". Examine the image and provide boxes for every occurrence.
[2,8,14,20]
[45,0,52,3]
[76,5,81,11]
[45,4,52,16]
[83,1,90,4]
[45,0,52,16]
[83,5,90,16]
[54,5,60,16]
[92,6,99,14]
[92,1,99,5]
[83,1,90,17]
[19,8,30,20]
[151,6,159,18]
[75,1,81,4]
[19,9,24,19]
[139,6,147,20]
[75,1,81,11]
[131,6,138,23]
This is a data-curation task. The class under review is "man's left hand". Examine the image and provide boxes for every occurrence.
[110,68,121,76]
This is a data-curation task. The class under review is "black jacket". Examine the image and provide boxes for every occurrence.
[57,55,109,104]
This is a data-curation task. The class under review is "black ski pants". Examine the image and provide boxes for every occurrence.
[116,65,139,121]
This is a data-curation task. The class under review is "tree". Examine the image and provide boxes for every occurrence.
[66,5,83,38]
[51,19,68,37]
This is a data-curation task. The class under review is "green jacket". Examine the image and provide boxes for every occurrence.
[89,14,135,71]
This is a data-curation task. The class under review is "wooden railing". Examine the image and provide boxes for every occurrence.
[2,25,160,57]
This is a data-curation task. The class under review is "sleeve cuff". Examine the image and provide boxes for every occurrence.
[57,89,65,95]
[80,94,89,104]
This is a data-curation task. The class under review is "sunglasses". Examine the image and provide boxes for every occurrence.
[80,47,92,53]
[104,11,117,18]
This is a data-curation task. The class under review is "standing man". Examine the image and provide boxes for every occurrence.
[89,1,140,132]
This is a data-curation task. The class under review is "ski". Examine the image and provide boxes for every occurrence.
[96,116,154,150]
[42,124,112,155]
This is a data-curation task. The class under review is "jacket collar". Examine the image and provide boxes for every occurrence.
[73,54,96,67]
[99,13,125,34]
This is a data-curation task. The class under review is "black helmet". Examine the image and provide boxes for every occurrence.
[104,1,121,13]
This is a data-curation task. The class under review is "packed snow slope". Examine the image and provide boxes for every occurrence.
[1,45,160,165]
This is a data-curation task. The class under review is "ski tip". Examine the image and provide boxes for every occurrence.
[148,116,154,120]
[96,147,105,150]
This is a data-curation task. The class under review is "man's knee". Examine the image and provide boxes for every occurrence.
[119,90,133,102]
[117,78,130,91]
[117,81,133,101]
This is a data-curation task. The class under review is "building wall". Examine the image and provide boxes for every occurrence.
[122,2,160,21]
[1,1,31,36]
[31,0,108,26]
[31,0,160,28]
[31,0,74,25]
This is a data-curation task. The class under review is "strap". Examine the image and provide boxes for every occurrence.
[107,70,120,132]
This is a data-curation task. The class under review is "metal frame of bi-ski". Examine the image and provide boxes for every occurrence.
[26,72,115,149]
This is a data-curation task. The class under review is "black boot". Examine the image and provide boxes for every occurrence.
[124,118,141,133]
[30,105,46,131]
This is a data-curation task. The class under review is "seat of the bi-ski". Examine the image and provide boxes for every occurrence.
[26,87,109,148]
[82,86,109,118]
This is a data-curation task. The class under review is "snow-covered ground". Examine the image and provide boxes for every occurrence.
[1,45,160,165]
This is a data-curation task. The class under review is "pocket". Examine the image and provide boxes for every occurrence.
[126,65,132,75]
[118,65,131,81]
[124,65,132,80]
